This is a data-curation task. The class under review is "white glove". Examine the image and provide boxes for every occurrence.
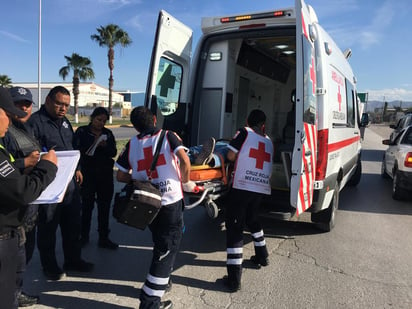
[182,181,203,193]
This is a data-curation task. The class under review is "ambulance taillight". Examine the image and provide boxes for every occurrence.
[220,11,285,24]
[316,129,329,180]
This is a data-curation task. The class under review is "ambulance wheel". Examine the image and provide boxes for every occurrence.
[347,159,361,186]
[311,183,339,232]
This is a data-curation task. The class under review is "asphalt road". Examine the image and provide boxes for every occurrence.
[24,123,412,309]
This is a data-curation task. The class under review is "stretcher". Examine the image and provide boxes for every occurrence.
[184,154,230,218]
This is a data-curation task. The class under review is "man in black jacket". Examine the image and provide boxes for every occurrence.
[28,86,93,281]
[0,87,57,309]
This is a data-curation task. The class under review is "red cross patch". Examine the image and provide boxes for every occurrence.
[137,146,166,178]
[249,142,271,169]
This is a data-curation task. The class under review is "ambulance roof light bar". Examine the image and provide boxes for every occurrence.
[220,10,285,24]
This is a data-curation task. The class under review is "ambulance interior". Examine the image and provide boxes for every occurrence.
[194,31,297,202]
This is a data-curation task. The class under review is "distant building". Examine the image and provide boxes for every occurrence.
[117,90,145,107]
[11,82,130,117]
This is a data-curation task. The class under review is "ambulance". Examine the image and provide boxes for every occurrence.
[143,0,367,231]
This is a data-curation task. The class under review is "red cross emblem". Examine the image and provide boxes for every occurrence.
[137,146,166,178]
[249,142,271,169]
[337,85,342,111]
[310,57,316,95]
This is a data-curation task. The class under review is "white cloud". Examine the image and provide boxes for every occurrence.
[366,88,412,102]
[0,30,30,43]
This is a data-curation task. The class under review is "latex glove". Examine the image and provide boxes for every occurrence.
[182,181,204,193]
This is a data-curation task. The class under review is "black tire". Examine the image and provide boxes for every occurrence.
[311,183,339,232]
[347,160,362,186]
[381,155,390,179]
[392,169,407,200]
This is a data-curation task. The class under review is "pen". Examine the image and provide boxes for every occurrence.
[42,145,57,152]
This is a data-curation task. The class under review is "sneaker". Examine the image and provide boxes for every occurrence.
[18,292,40,307]
[98,238,119,250]
[221,275,241,293]
[195,137,215,165]
[43,267,66,281]
[250,255,269,267]
[159,300,173,309]
[63,259,94,272]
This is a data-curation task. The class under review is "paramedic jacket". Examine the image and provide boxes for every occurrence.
[0,143,57,230]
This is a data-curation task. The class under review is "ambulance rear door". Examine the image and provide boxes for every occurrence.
[144,10,192,142]
[290,0,317,215]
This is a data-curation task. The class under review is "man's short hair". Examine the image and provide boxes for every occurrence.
[130,106,155,132]
[47,86,70,101]
[247,109,266,127]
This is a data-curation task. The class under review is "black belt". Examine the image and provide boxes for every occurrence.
[0,230,16,240]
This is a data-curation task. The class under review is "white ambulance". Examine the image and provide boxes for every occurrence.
[144,0,368,231]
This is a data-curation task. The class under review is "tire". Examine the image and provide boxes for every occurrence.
[347,160,362,186]
[311,182,339,232]
[381,155,390,179]
[392,169,407,200]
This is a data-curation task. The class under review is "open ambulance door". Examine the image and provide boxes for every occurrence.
[290,0,317,215]
[144,10,192,143]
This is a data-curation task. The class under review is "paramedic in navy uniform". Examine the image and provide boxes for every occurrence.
[28,86,93,281]
[0,87,57,309]
[223,109,274,292]
[116,106,200,309]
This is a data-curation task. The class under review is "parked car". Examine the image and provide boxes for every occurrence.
[389,113,412,141]
[381,125,412,200]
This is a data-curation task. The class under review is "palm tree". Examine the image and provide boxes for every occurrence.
[91,24,132,124]
[59,53,95,123]
[0,75,12,87]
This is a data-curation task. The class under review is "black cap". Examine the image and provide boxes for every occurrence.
[0,87,27,118]
[9,86,34,104]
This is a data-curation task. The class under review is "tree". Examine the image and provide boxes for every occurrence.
[59,53,95,123]
[91,24,132,124]
[0,75,12,87]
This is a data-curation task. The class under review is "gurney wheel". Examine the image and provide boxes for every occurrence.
[205,200,218,219]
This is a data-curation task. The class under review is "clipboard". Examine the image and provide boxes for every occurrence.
[31,150,80,204]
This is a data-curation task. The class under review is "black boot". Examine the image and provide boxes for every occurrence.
[98,237,118,250]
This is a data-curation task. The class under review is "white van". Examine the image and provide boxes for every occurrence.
[144,0,367,231]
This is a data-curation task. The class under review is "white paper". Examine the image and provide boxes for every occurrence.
[85,134,107,156]
[31,150,80,204]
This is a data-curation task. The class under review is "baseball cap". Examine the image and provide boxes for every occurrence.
[9,86,34,105]
[0,87,27,118]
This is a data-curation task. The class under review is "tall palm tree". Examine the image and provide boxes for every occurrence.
[91,24,132,124]
[0,75,12,87]
[59,53,95,123]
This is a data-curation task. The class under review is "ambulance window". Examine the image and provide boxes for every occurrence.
[154,57,182,116]
[303,39,316,124]
[346,81,355,127]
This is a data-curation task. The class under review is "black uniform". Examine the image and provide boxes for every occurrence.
[0,142,56,309]
[73,124,117,242]
[28,106,83,273]
[3,120,42,307]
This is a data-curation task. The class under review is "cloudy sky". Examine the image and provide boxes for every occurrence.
[1,0,411,102]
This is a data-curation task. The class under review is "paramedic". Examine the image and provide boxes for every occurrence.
[0,87,57,309]
[28,86,93,281]
[116,106,201,309]
[223,109,273,292]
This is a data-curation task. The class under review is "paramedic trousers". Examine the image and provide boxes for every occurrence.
[139,200,184,309]
[225,188,269,285]
[37,178,83,271]
[0,230,18,309]
[80,168,114,240]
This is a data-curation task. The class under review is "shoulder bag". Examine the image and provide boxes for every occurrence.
[113,130,166,230]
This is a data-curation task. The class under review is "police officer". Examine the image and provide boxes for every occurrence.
[223,109,274,292]
[116,106,201,309]
[0,87,57,309]
[3,86,42,307]
[28,86,93,281]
